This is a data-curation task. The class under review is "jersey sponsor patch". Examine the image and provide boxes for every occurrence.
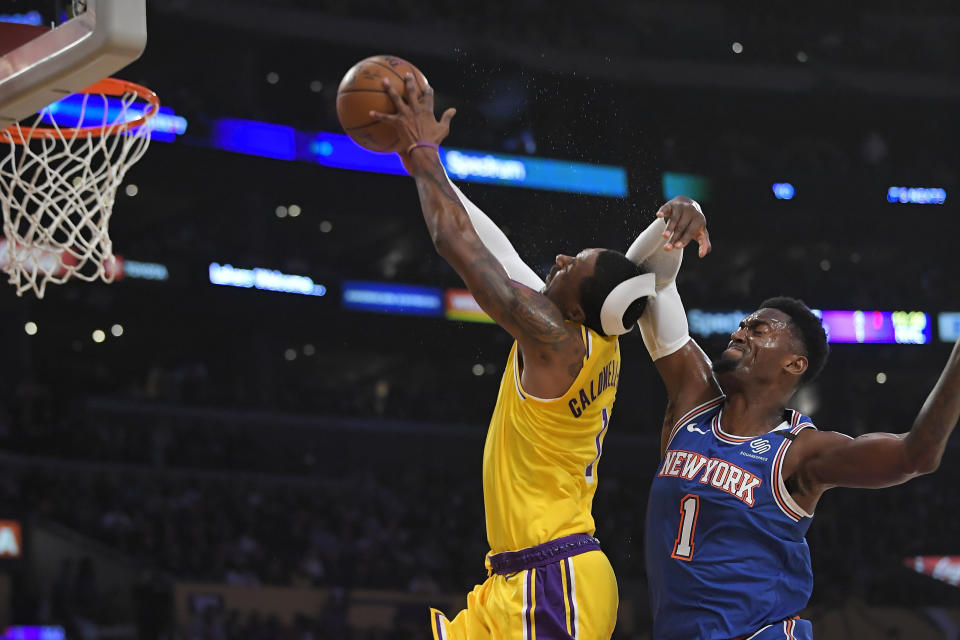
[749,438,772,454]
[658,449,763,506]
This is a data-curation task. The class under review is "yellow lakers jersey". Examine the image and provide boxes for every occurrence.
[483,324,621,554]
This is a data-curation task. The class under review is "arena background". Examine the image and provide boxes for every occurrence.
[0,1,958,638]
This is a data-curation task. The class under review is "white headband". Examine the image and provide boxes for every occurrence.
[599,273,657,336]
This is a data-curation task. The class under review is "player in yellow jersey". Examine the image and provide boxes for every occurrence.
[370,74,711,640]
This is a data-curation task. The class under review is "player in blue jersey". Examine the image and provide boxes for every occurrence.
[628,200,960,639]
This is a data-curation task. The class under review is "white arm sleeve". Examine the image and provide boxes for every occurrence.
[638,282,691,360]
[626,218,690,360]
[444,173,545,291]
[625,217,669,264]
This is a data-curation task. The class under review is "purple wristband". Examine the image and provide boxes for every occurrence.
[406,141,439,154]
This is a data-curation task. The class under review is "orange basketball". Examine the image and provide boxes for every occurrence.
[336,55,430,153]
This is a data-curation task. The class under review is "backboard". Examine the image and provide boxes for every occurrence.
[0,0,147,128]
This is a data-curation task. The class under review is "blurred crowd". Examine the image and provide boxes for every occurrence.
[273,0,959,74]
[6,465,485,593]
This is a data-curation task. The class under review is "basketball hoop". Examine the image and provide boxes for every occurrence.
[0,77,159,298]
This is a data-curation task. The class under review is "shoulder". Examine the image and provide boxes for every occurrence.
[515,323,587,398]
[666,395,725,436]
[782,427,852,476]
[656,339,723,421]
[519,321,585,362]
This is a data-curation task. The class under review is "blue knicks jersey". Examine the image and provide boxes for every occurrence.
[645,397,816,640]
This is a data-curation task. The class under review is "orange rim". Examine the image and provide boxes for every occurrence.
[1,78,160,144]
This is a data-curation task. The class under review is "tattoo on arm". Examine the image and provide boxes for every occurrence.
[410,152,573,351]
[470,253,571,349]
[412,152,465,241]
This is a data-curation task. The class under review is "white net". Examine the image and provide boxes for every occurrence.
[0,86,154,298]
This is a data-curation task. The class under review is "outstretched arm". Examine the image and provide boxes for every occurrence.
[626,198,721,449]
[793,338,960,491]
[369,74,579,365]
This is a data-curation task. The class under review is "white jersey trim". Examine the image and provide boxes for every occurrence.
[744,622,773,640]
[567,556,580,640]
[772,423,816,521]
[713,410,788,444]
[511,350,528,401]
[512,350,568,402]
[664,395,726,449]
[511,329,603,403]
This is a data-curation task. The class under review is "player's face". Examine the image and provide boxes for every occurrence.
[542,248,602,310]
[713,308,800,384]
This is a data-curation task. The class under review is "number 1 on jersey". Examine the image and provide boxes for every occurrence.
[671,494,699,561]
[585,407,610,484]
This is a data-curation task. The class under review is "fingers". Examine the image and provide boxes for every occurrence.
[658,204,679,241]
[404,73,419,109]
[422,83,436,112]
[368,110,399,123]
[381,78,411,114]
[659,202,709,252]
[439,107,456,129]
[696,228,713,258]
[670,211,702,250]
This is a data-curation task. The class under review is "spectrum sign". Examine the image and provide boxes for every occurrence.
[302,131,628,197]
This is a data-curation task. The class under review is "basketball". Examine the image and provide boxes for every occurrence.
[336,55,430,153]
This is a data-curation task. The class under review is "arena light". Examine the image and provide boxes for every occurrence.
[688,309,751,338]
[445,151,526,181]
[307,131,628,197]
[40,98,187,143]
[688,308,930,344]
[814,310,930,344]
[939,312,960,342]
[339,286,938,346]
[445,289,494,324]
[0,520,21,559]
[662,172,711,202]
[0,11,44,25]
[309,132,406,176]
[2,627,65,640]
[209,263,326,297]
[205,119,628,196]
[772,182,795,200]
[445,149,626,197]
[120,259,169,281]
[886,186,946,205]
[213,119,296,160]
[905,556,960,588]
[342,281,444,316]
